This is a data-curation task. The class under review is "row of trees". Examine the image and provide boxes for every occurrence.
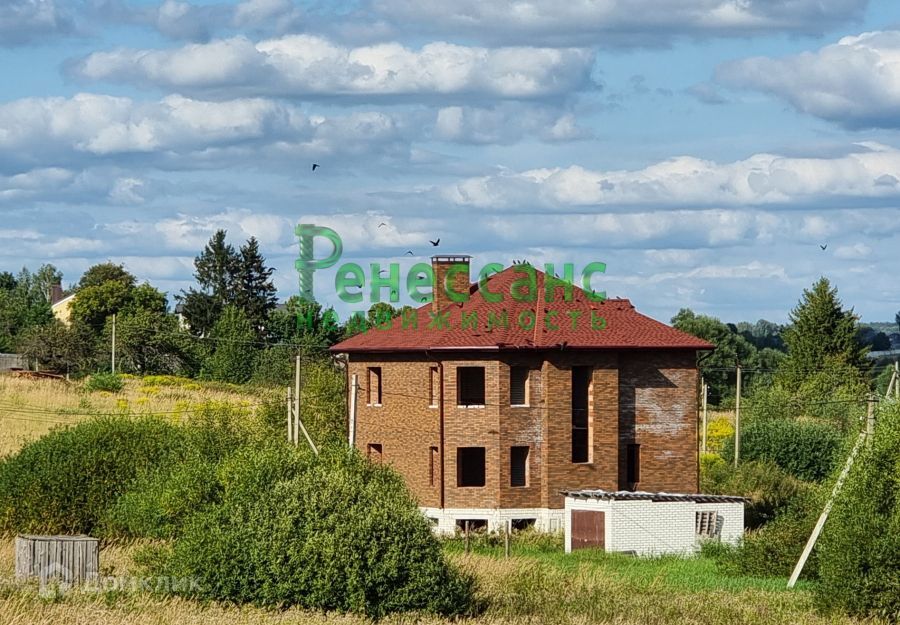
[673,277,883,412]
[11,230,395,385]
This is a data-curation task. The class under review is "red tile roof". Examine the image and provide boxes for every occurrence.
[330,265,714,353]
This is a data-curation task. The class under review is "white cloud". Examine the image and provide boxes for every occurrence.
[717,30,900,128]
[432,105,591,144]
[444,143,900,209]
[834,242,872,260]
[371,0,867,46]
[0,0,74,46]
[0,92,424,170]
[71,35,595,99]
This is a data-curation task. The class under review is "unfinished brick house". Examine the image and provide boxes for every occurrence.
[330,256,713,533]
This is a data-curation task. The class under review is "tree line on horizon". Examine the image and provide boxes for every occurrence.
[1,234,897,392]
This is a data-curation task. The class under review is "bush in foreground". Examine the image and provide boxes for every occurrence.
[0,404,263,537]
[816,402,900,619]
[0,417,186,535]
[150,446,476,618]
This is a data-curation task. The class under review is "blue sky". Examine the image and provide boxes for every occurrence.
[2,0,900,324]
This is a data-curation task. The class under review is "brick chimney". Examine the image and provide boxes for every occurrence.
[431,255,471,312]
[49,283,64,305]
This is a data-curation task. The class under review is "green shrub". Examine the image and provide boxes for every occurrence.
[150,446,476,618]
[83,372,124,393]
[722,488,821,579]
[702,459,807,529]
[722,418,842,481]
[816,402,900,619]
[0,404,266,538]
[0,417,186,535]
[101,404,266,538]
[102,458,220,539]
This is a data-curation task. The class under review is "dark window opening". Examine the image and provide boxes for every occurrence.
[455,519,487,532]
[368,367,382,405]
[429,446,439,487]
[457,447,486,487]
[510,446,529,487]
[626,443,640,486]
[457,367,485,406]
[367,443,383,463]
[510,366,529,406]
[511,518,536,531]
[572,366,592,463]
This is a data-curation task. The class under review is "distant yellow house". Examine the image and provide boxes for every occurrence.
[51,293,76,326]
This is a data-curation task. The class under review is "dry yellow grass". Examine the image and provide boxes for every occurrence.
[0,374,269,456]
[0,540,879,625]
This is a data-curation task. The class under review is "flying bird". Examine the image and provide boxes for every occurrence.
[820,244,827,250]
[311,163,320,171]
[429,238,440,247]
[405,250,414,256]
[378,222,387,228]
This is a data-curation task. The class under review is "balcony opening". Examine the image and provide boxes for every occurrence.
[572,366,592,463]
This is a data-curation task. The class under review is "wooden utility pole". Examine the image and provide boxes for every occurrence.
[788,394,876,588]
[294,354,301,446]
[894,360,900,401]
[733,364,742,467]
[348,373,359,449]
[866,393,876,437]
[110,314,116,374]
[701,378,708,454]
[292,353,319,455]
[287,387,294,443]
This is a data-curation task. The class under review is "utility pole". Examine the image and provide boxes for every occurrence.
[788,394,876,588]
[866,393,876,437]
[111,314,116,374]
[701,378,708,455]
[733,363,742,467]
[292,352,319,455]
[287,387,293,443]
[895,361,899,400]
[348,373,359,449]
[294,354,301,446]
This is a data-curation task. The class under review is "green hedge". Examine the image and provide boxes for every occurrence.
[150,446,476,618]
[722,418,842,481]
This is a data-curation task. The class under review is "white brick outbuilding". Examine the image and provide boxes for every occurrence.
[563,490,745,556]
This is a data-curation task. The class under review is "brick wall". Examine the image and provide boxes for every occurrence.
[347,348,699,512]
[617,350,699,493]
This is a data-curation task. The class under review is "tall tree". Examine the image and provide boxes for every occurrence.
[895,310,900,334]
[0,272,17,292]
[235,236,277,333]
[78,263,135,290]
[179,230,241,335]
[194,230,240,304]
[777,277,868,392]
